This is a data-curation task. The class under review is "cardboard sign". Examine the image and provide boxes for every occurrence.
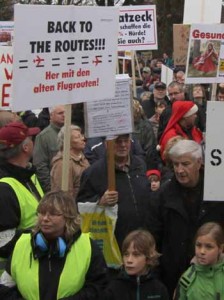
[12,5,119,111]
[118,5,157,51]
[173,24,190,66]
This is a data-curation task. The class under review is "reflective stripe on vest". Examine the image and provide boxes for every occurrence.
[0,175,43,275]
[11,233,91,300]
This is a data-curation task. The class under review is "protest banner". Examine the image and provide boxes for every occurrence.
[0,46,13,109]
[204,102,224,201]
[12,5,119,111]
[183,0,222,24]
[185,23,224,84]
[84,74,133,138]
[173,24,190,66]
[118,5,157,51]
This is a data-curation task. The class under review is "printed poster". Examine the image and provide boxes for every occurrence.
[12,5,119,111]
[0,22,14,46]
[118,5,157,51]
[185,23,224,84]
[84,74,133,138]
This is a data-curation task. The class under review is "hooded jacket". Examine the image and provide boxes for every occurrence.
[175,255,224,300]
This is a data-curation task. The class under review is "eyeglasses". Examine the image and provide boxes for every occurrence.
[37,212,63,218]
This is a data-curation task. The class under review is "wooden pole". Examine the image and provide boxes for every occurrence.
[61,104,72,191]
[106,139,116,191]
[131,51,137,98]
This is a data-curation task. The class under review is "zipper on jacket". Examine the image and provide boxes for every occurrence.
[136,276,140,300]
[48,253,52,272]
[127,173,139,217]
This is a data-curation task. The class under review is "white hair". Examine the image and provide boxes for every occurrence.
[57,125,81,150]
[168,140,202,160]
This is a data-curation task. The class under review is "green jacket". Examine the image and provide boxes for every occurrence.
[176,257,224,300]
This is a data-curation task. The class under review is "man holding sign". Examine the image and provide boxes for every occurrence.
[77,134,151,250]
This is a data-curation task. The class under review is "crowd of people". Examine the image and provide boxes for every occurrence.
[0,53,224,300]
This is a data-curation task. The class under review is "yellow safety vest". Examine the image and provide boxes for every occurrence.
[11,233,91,300]
[0,175,43,273]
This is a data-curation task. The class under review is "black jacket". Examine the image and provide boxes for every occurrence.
[147,173,224,297]
[102,269,169,300]
[141,95,169,119]
[76,155,152,249]
[0,230,108,300]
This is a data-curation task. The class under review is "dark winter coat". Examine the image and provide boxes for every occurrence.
[147,172,224,297]
[103,269,169,300]
[76,155,152,249]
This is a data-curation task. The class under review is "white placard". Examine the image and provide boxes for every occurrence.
[0,46,13,109]
[84,74,133,138]
[12,5,119,112]
[161,64,173,87]
[204,102,224,201]
[185,23,224,84]
[118,5,157,51]
[183,0,222,24]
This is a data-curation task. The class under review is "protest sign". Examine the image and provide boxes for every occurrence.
[12,5,119,111]
[204,102,224,201]
[84,74,133,138]
[185,23,224,84]
[118,5,157,51]
[173,24,190,66]
[0,46,13,109]
[183,0,222,24]
[0,22,14,46]
[161,64,173,87]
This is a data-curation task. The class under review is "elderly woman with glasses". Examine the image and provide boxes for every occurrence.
[0,190,108,300]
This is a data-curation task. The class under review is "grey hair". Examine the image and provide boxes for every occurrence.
[48,105,64,114]
[168,140,202,160]
[0,137,31,160]
[168,81,185,93]
[57,125,81,150]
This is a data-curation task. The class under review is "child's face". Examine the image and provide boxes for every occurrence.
[195,234,222,266]
[148,175,160,191]
[123,242,149,276]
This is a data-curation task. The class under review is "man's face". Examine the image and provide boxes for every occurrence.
[193,87,203,99]
[168,86,184,103]
[179,113,197,130]
[50,106,65,127]
[172,153,201,187]
[114,136,131,160]
[217,92,224,101]
[153,88,166,101]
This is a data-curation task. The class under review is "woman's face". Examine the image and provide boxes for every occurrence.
[70,129,86,151]
[38,210,66,240]
[208,43,213,51]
